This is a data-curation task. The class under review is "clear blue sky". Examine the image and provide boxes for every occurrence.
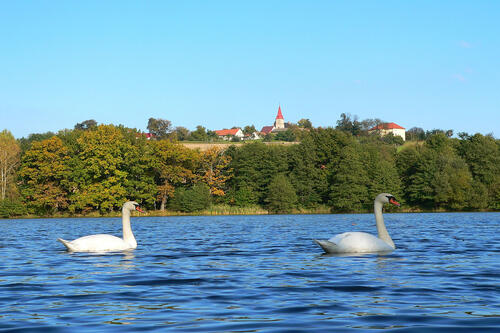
[1,1,499,139]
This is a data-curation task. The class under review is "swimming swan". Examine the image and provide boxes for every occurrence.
[314,193,400,254]
[58,201,144,252]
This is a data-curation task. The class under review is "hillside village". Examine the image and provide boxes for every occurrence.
[135,102,418,145]
[185,106,406,142]
[213,105,290,141]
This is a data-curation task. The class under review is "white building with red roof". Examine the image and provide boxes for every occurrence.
[369,122,406,141]
[214,128,244,140]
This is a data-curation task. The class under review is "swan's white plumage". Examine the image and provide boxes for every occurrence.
[314,193,399,254]
[328,232,394,253]
[58,234,134,252]
[58,201,143,253]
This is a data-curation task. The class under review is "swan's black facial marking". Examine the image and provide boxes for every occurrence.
[386,195,401,206]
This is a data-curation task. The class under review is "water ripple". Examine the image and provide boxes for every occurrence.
[1,213,500,331]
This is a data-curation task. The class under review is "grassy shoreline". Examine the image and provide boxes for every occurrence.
[1,204,496,219]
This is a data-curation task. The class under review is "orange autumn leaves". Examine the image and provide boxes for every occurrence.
[16,125,233,214]
[152,141,232,210]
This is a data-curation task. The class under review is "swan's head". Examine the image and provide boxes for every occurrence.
[376,193,400,207]
[123,201,144,213]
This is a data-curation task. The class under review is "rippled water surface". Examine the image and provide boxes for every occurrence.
[1,213,500,332]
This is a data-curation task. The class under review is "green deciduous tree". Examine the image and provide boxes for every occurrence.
[147,118,172,139]
[458,134,497,179]
[74,119,97,131]
[266,174,297,214]
[69,125,132,213]
[405,148,437,208]
[120,128,157,209]
[288,136,328,208]
[297,118,313,129]
[173,126,190,141]
[232,182,259,207]
[0,199,27,218]
[406,127,426,141]
[243,125,257,135]
[169,183,211,212]
[329,143,369,212]
[307,128,351,169]
[189,125,208,141]
[363,142,402,205]
[227,142,289,205]
[274,129,296,142]
[336,113,362,136]
[398,133,474,210]
[19,136,71,214]
[432,152,473,210]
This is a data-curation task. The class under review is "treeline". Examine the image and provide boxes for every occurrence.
[1,125,231,216]
[1,123,500,217]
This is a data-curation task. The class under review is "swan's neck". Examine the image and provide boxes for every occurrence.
[122,208,137,248]
[374,201,395,249]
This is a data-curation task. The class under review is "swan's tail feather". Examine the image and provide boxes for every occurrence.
[58,238,75,252]
[314,239,339,254]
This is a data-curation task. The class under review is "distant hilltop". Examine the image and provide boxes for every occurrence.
[211,106,406,142]
[213,105,293,141]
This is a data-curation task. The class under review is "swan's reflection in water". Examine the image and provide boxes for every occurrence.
[61,250,138,273]
[91,250,137,270]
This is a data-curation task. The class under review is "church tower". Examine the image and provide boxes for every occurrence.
[273,105,285,129]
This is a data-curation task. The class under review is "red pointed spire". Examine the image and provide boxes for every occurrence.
[276,105,284,119]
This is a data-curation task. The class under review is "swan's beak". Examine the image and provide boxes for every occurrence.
[135,206,144,213]
[389,198,400,206]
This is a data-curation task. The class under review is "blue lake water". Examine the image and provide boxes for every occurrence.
[1,213,499,332]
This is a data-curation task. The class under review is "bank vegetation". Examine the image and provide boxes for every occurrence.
[1,119,499,218]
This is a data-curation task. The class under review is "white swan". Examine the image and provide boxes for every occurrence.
[58,201,144,252]
[314,193,400,254]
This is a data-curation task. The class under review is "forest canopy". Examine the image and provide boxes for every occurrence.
[1,123,500,217]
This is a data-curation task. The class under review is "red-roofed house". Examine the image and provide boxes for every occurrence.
[260,126,274,135]
[369,122,406,141]
[214,128,244,140]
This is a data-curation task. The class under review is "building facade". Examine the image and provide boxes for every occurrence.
[214,128,244,140]
[369,122,406,141]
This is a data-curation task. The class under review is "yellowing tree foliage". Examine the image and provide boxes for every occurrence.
[19,136,70,213]
[151,140,199,210]
[0,130,20,200]
[198,147,232,197]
